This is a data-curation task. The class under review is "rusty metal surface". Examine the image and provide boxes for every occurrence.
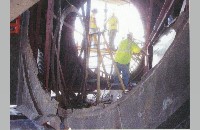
[44,0,54,90]
[10,119,46,130]
[53,5,83,107]
[145,0,176,70]
[10,37,20,104]
[64,11,189,129]
[157,99,190,128]
[16,10,60,129]
[10,0,189,129]
[148,0,175,44]
[19,11,59,115]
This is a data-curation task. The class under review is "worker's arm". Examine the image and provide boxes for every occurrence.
[132,43,148,56]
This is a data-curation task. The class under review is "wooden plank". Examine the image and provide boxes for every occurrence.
[102,33,126,92]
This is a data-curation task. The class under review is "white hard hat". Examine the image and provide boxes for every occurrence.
[127,32,133,37]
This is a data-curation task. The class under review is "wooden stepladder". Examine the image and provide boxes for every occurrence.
[88,31,126,103]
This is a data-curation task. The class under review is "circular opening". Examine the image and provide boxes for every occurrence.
[74,0,145,76]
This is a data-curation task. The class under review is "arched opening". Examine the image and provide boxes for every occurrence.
[9,0,190,129]
[74,0,145,78]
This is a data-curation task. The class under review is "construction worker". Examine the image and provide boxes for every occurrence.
[89,8,99,48]
[105,13,119,51]
[112,32,145,89]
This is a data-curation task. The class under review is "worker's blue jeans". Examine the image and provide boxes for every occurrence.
[113,62,130,88]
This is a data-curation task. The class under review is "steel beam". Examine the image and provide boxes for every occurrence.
[146,0,176,70]
[44,0,54,90]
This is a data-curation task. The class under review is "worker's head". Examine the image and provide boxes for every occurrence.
[91,8,98,14]
[127,32,133,40]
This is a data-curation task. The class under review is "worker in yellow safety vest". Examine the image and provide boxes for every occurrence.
[112,32,146,89]
[105,13,119,51]
[89,8,99,48]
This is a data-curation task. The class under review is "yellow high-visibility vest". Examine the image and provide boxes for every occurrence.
[90,14,97,29]
[107,16,118,30]
[114,39,141,64]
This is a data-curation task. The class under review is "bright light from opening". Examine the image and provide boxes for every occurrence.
[74,0,144,45]
[74,0,145,75]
